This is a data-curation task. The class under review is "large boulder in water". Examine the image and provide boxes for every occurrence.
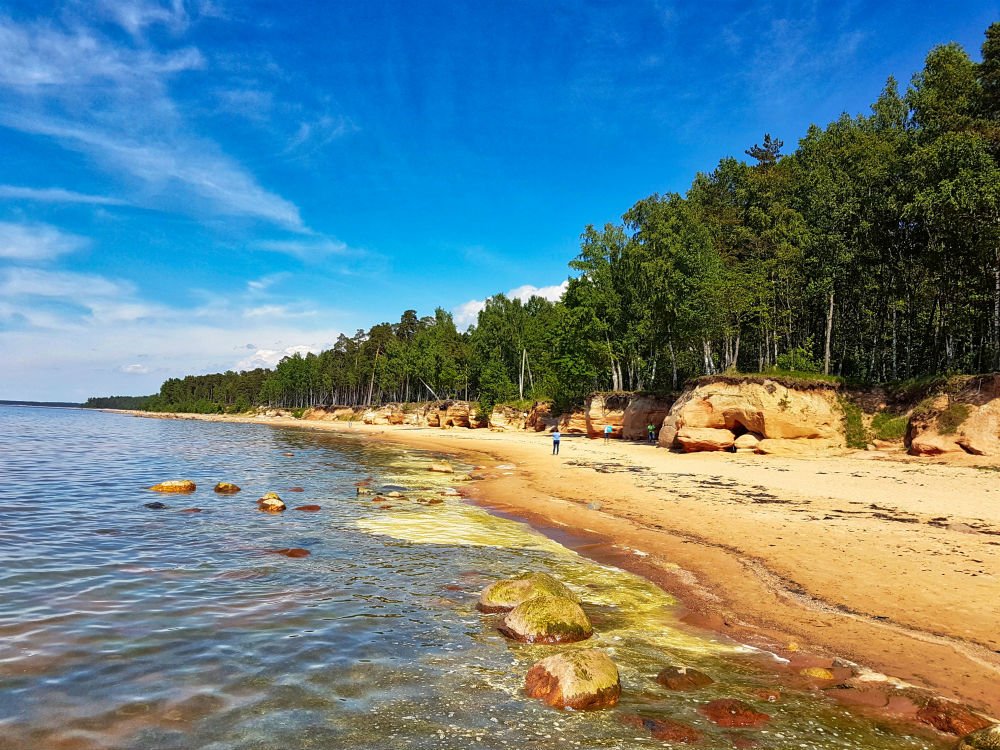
[499,595,592,643]
[149,479,196,493]
[258,492,286,512]
[478,572,577,613]
[214,482,241,494]
[525,649,621,709]
[957,724,1000,749]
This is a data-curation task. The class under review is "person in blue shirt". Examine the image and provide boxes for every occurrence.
[604,424,613,444]
[551,429,561,455]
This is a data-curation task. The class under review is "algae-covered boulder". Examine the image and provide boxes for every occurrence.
[258,492,286,512]
[149,479,196,493]
[525,649,621,709]
[214,482,241,494]
[499,595,592,643]
[957,724,1000,749]
[478,572,577,613]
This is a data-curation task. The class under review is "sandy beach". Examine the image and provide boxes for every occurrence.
[130,411,1000,720]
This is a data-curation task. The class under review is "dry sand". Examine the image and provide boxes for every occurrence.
[133,412,1000,718]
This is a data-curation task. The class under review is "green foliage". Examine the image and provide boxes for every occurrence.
[290,408,306,419]
[871,412,908,441]
[775,346,821,373]
[83,395,153,409]
[937,402,971,434]
[839,397,869,449]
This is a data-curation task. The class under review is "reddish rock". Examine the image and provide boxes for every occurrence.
[754,688,781,703]
[294,504,322,512]
[655,665,715,691]
[268,548,311,558]
[524,649,620,709]
[620,714,701,743]
[699,699,770,728]
[288,486,305,492]
[916,698,991,736]
[181,507,202,513]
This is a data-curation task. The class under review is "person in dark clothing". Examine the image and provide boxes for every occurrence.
[551,429,561,455]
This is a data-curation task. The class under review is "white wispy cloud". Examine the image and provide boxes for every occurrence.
[0,11,306,231]
[453,280,568,329]
[242,304,317,320]
[0,185,127,205]
[120,363,151,374]
[0,222,89,261]
[256,237,351,260]
[235,344,319,371]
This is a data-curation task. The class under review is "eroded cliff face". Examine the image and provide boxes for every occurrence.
[658,379,845,455]
[622,395,673,441]
[585,394,628,438]
[906,376,1000,456]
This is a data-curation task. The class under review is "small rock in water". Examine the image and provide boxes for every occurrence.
[698,699,770,728]
[655,665,715,691]
[282,452,294,457]
[620,714,702,743]
[428,461,454,474]
[287,486,305,492]
[957,724,1000,749]
[385,491,404,498]
[356,486,373,496]
[214,482,241,494]
[258,492,286,512]
[181,507,202,513]
[149,480,196,493]
[268,548,310,558]
[144,501,168,509]
[525,649,621,709]
[425,497,444,505]
[294,504,321,512]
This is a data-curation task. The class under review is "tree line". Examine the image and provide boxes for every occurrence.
[93,24,1000,415]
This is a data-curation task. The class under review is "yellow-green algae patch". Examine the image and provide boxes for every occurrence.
[479,571,578,612]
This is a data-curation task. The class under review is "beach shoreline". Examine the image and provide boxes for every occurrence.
[120,410,1000,725]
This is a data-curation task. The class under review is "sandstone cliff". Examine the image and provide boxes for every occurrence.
[906,375,1000,456]
[622,395,673,440]
[658,377,845,455]
[585,393,628,438]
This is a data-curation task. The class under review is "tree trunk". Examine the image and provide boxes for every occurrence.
[823,290,834,375]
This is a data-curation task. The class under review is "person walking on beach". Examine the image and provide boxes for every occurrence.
[647,422,656,443]
[603,424,613,444]
[551,429,561,455]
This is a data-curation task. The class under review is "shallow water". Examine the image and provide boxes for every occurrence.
[0,407,942,749]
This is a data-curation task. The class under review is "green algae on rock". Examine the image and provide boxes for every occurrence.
[258,492,286,512]
[655,665,715,691]
[213,482,241,494]
[478,572,578,613]
[499,595,592,643]
[957,725,1000,749]
[149,479,196,493]
[525,648,621,709]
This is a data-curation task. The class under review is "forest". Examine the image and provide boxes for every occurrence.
[94,24,1000,416]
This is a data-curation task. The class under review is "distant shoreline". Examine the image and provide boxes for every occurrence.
[118,409,1000,729]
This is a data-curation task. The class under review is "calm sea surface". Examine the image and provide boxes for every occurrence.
[0,407,942,749]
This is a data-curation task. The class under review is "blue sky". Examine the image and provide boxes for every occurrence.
[1,0,997,401]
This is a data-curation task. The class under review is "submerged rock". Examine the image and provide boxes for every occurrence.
[499,595,592,643]
[799,666,836,681]
[268,547,310,558]
[525,649,621,710]
[356,486,373,495]
[698,699,770,728]
[655,665,714,691]
[258,492,286,512]
[918,698,992,736]
[144,501,168,509]
[620,714,702,743]
[957,724,1000,749]
[213,482,241,494]
[149,479,196,493]
[294,504,322,512]
[478,572,578,613]
[428,461,454,473]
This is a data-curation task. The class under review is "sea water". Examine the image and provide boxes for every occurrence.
[0,406,943,749]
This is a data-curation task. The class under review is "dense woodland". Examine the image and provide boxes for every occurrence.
[94,25,1000,415]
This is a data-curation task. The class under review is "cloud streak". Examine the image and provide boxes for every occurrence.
[0,222,89,261]
[0,185,127,205]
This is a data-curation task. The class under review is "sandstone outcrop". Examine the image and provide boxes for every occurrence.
[733,432,762,452]
[149,480,196,493]
[622,395,673,440]
[258,492,286,512]
[907,377,1000,457]
[489,405,528,431]
[916,698,992,736]
[524,649,621,709]
[957,724,1000,749]
[585,393,627,438]
[659,378,845,454]
[499,595,592,643]
[478,572,577,613]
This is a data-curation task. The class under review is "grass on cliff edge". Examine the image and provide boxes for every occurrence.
[693,369,844,391]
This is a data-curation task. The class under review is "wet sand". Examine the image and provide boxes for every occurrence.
[129,412,1000,719]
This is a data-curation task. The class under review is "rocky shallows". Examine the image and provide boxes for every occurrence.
[524,649,621,709]
[257,492,286,512]
[213,481,241,493]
